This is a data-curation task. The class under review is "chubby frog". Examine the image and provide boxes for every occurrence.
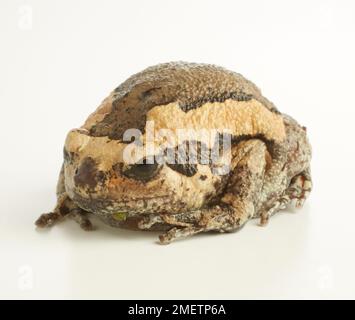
[36,62,312,244]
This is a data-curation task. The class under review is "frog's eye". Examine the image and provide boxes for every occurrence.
[122,159,160,181]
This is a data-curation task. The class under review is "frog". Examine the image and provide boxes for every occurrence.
[35,62,312,244]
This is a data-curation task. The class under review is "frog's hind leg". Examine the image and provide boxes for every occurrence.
[286,168,312,208]
[259,168,312,225]
[158,139,267,244]
[35,164,94,231]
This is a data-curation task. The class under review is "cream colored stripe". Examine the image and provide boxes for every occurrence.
[146,99,285,142]
[65,99,285,167]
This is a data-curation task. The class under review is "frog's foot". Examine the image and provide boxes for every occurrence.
[35,211,63,228]
[286,169,312,208]
[68,208,94,231]
[35,194,70,228]
[35,194,94,231]
[259,169,313,226]
[259,196,289,226]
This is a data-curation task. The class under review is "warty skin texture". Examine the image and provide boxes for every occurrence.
[36,62,312,244]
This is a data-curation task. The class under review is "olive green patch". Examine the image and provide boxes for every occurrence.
[113,212,127,221]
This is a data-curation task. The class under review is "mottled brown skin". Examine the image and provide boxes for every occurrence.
[36,62,312,244]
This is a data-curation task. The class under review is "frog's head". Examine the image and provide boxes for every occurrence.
[63,128,227,218]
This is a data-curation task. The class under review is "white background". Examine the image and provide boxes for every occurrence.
[1,0,354,299]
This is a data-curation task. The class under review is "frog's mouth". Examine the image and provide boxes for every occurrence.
[69,188,176,215]
[102,212,173,232]
[69,192,177,232]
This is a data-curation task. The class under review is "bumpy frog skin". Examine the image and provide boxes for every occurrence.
[36,62,312,244]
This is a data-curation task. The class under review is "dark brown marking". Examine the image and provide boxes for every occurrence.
[74,157,106,189]
[89,62,280,140]
[113,159,162,182]
[59,205,70,216]
[167,163,197,177]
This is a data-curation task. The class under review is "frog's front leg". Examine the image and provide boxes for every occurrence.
[35,165,94,231]
[159,139,267,244]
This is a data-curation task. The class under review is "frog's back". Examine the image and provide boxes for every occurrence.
[86,62,280,140]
